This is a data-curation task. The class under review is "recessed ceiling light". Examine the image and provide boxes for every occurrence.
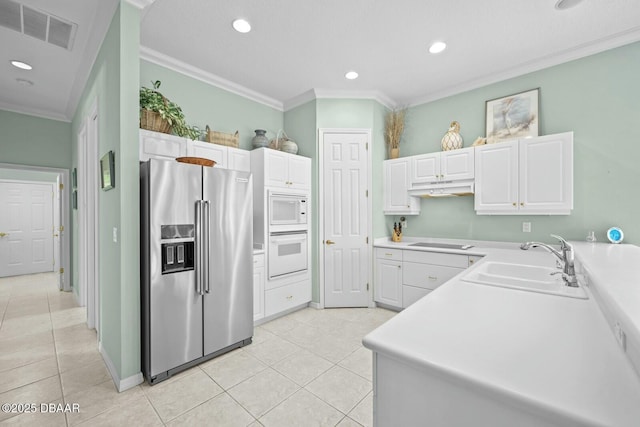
[16,78,34,86]
[429,42,447,54]
[345,71,359,80]
[232,19,251,33]
[11,60,33,70]
[555,0,583,10]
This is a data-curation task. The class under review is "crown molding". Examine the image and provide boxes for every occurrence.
[0,101,71,122]
[407,26,640,108]
[282,90,317,111]
[125,0,156,10]
[140,46,284,111]
[283,88,397,111]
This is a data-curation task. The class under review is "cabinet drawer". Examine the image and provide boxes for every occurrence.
[403,250,468,268]
[402,285,431,308]
[253,253,265,268]
[403,261,464,290]
[265,279,311,317]
[376,248,403,261]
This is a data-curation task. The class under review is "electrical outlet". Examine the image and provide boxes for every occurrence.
[522,222,531,233]
[401,220,408,229]
[614,321,626,351]
[113,227,118,243]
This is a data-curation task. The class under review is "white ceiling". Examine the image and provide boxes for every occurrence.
[2,0,640,121]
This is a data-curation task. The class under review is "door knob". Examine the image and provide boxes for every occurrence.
[0,232,8,237]
[326,240,336,245]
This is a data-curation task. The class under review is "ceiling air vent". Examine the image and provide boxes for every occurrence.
[0,0,77,50]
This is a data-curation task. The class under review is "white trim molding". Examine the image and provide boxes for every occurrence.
[283,89,396,112]
[140,46,284,111]
[99,342,144,392]
[125,0,157,10]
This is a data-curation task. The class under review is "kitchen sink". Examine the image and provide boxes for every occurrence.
[461,262,588,299]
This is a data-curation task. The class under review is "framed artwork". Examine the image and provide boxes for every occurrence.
[72,168,77,189]
[485,88,539,143]
[100,150,115,191]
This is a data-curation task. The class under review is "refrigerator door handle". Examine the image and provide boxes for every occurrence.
[195,200,203,296]
[203,200,211,294]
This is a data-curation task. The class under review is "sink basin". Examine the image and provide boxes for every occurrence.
[462,262,588,299]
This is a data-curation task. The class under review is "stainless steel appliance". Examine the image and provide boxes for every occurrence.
[140,158,253,385]
[268,230,308,279]
[268,191,307,231]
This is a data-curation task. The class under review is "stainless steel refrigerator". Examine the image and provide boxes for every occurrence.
[140,158,253,385]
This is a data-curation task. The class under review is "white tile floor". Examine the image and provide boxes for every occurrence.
[0,272,396,426]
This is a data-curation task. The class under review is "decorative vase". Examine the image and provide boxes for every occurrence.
[251,129,269,149]
[390,147,400,159]
[280,138,299,154]
[441,121,463,151]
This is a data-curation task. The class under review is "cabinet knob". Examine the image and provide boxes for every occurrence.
[512,202,517,207]
[428,276,437,281]
[520,202,524,206]
[286,295,293,300]
[398,265,401,269]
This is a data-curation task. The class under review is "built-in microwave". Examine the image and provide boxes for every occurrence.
[269,191,308,230]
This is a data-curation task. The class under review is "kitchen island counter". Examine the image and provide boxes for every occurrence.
[365,237,640,426]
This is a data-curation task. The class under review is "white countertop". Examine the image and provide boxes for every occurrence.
[365,237,640,426]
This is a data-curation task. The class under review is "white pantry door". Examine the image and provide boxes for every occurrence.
[0,181,54,277]
[322,131,370,307]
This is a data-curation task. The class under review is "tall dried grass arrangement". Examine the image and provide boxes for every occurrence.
[384,108,407,149]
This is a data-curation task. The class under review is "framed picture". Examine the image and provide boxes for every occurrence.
[100,150,115,191]
[72,190,77,209]
[72,168,77,189]
[485,88,539,143]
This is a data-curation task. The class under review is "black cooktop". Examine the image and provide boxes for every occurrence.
[408,242,473,250]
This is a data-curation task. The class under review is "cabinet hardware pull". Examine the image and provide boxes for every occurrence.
[286,295,293,300]
[385,252,392,256]
[428,276,437,280]
[398,265,401,269]
[520,202,524,206]
[512,202,517,207]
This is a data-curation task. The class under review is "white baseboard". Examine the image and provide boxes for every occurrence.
[98,341,144,392]
[309,301,322,309]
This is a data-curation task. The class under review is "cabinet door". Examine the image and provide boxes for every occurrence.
[264,149,290,188]
[288,155,311,189]
[474,140,518,214]
[189,141,228,168]
[253,254,265,322]
[375,259,402,308]
[139,130,187,161]
[228,147,251,172]
[410,153,440,186]
[519,133,573,214]
[441,147,474,181]
[383,159,420,215]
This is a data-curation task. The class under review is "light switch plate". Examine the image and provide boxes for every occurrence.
[113,227,118,243]
[522,222,531,233]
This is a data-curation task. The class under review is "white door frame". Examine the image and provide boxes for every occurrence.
[0,163,70,290]
[318,128,373,309]
[78,100,100,333]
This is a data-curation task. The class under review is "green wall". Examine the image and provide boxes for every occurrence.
[0,110,71,169]
[0,168,58,182]
[71,1,141,382]
[140,61,283,149]
[382,41,640,245]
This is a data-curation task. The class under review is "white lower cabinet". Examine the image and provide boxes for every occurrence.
[375,248,471,309]
[265,279,311,317]
[253,253,265,322]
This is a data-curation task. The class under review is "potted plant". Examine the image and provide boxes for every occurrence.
[139,80,200,140]
[384,108,407,159]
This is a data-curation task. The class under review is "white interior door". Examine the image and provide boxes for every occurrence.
[322,131,370,307]
[0,181,54,277]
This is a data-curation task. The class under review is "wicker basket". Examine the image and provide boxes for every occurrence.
[205,126,239,148]
[140,109,172,134]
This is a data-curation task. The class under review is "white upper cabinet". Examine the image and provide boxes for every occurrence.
[139,130,250,172]
[252,148,311,190]
[188,140,228,168]
[475,132,573,215]
[383,158,420,215]
[139,129,187,161]
[410,147,474,187]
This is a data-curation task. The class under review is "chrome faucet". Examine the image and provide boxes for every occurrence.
[520,234,578,287]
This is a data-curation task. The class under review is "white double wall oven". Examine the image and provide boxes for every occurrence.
[267,190,309,280]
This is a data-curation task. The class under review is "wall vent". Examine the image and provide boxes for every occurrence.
[0,0,77,50]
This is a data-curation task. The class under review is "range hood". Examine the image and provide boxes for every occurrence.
[408,180,474,198]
